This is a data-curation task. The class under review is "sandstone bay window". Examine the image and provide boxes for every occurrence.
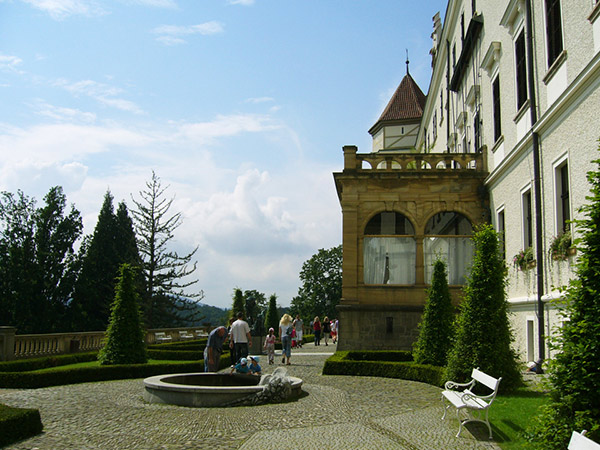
[424,212,474,285]
[363,212,416,284]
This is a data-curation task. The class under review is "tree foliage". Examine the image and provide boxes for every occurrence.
[413,257,455,366]
[264,294,279,332]
[445,224,521,391]
[530,152,600,448]
[71,192,142,331]
[131,171,203,328]
[0,187,82,333]
[98,264,148,365]
[230,288,245,319]
[290,245,342,323]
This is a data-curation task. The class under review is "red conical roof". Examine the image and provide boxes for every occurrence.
[369,73,426,135]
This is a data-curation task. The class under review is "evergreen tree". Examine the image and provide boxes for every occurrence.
[243,289,267,334]
[531,151,600,448]
[231,288,245,319]
[0,187,82,333]
[413,257,455,366]
[71,191,119,331]
[98,264,147,365]
[445,224,521,391]
[264,294,279,332]
[131,171,203,328]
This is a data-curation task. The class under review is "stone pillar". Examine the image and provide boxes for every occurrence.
[0,326,16,361]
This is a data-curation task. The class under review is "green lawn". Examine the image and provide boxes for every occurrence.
[30,359,198,373]
[489,388,549,449]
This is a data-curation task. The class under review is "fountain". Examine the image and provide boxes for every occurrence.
[143,369,303,407]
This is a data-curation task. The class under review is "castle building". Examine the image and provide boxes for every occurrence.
[335,0,600,361]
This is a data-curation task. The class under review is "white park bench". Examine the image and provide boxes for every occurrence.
[154,332,172,344]
[178,330,195,340]
[441,367,502,439]
[569,430,600,449]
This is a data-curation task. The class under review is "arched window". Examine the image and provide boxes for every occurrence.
[424,212,474,285]
[363,212,416,285]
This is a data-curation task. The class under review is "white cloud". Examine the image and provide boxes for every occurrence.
[0,54,24,73]
[54,78,144,114]
[21,0,106,19]
[123,0,177,7]
[245,97,275,104]
[31,100,97,123]
[227,0,254,5]
[153,21,224,45]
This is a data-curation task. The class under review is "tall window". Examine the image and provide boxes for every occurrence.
[497,209,506,260]
[515,30,528,109]
[363,212,416,285]
[493,76,502,142]
[556,161,570,232]
[545,0,564,67]
[473,111,481,152]
[424,212,474,285]
[523,189,533,249]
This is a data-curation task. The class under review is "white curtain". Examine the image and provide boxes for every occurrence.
[364,237,416,284]
[424,237,474,285]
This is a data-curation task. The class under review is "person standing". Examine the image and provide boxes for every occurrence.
[227,317,236,365]
[279,313,293,365]
[313,316,321,346]
[263,327,276,365]
[203,326,227,372]
[331,318,338,344]
[230,312,252,363]
[322,316,331,346]
[293,314,304,348]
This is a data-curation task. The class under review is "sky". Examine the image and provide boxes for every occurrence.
[0,0,448,310]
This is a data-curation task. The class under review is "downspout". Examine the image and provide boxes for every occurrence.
[526,0,545,362]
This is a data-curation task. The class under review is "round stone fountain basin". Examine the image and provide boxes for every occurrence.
[143,372,303,407]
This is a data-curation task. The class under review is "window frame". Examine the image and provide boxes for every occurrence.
[515,27,528,110]
[492,75,502,142]
[553,155,571,234]
[545,0,564,68]
[522,186,534,249]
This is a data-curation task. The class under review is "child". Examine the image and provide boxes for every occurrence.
[263,327,276,365]
[230,357,250,374]
[248,356,262,376]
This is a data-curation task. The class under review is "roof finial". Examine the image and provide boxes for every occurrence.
[406,49,410,75]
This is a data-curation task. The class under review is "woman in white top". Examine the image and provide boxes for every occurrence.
[279,313,293,365]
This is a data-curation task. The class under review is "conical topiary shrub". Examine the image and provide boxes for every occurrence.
[413,257,455,366]
[445,224,521,391]
[98,263,147,365]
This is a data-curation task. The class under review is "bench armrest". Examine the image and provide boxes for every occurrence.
[444,379,475,390]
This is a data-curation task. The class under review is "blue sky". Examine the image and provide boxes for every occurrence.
[0,0,447,310]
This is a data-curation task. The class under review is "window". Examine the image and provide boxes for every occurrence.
[473,111,481,152]
[497,209,506,260]
[523,189,533,249]
[440,92,444,123]
[515,29,528,109]
[424,212,474,285]
[556,160,570,232]
[363,212,416,285]
[433,112,437,142]
[545,0,563,67]
[493,76,502,142]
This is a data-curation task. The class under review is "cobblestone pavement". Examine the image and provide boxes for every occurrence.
[1,343,501,450]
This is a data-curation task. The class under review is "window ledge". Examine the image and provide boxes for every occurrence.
[513,98,531,123]
[543,50,568,85]
[589,1,600,23]
[491,135,505,153]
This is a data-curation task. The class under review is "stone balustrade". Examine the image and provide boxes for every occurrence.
[0,325,213,361]
[342,145,486,172]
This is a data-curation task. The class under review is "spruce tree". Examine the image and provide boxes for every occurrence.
[264,294,279,332]
[413,257,454,366]
[98,263,147,365]
[531,152,600,448]
[445,224,521,390]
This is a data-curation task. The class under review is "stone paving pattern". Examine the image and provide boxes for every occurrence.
[1,343,501,449]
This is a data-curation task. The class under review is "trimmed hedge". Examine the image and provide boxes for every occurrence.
[147,339,207,351]
[343,350,413,362]
[147,349,202,361]
[323,351,445,387]
[0,352,98,373]
[0,404,43,447]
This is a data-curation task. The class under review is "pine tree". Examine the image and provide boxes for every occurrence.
[231,288,245,319]
[531,151,600,448]
[131,171,203,328]
[413,257,455,366]
[445,224,521,391]
[98,263,147,365]
[264,294,279,332]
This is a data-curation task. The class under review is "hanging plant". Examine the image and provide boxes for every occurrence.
[548,230,574,261]
[513,246,535,271]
